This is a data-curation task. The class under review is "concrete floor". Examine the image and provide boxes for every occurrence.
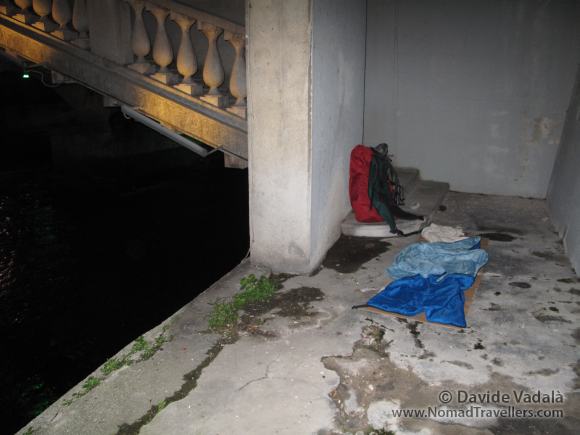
[22,193,580,434]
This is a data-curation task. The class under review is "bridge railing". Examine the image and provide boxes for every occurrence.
[0,0,247,118]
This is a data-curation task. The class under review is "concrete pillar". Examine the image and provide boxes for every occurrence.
[247,0,366,273]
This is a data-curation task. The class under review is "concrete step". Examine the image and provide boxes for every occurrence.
[396,167,419,194]
[341,173,449,238]
[402,179,449,218]
[341,212,424,238]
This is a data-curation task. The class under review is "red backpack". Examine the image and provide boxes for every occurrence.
[349,144,383,222]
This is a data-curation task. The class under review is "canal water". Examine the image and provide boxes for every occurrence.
[0,69,249,433]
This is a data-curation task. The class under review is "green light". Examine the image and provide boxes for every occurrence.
[22,73,30,79]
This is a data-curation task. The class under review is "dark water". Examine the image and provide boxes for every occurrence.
[0,69,249,433]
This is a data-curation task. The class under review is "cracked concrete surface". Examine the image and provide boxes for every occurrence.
[20,193,580,434]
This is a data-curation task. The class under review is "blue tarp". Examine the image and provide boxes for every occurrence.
[364,237,488,327]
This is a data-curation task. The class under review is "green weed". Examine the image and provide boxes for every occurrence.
[82,376,101,392]
[101,357,125,375]
[208,301,239,329]
[140,345,156,361]
[131,336,148,353]
[208,274,278,329]
[62,327,172,406]
[234,274,277,307]
[134,332,170,361]
[156,399,168,412]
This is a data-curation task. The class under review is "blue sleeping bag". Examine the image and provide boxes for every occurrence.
[387,237,487,279]
[367,274,475,327]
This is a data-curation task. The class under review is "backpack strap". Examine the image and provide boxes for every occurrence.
[368,149,398,233]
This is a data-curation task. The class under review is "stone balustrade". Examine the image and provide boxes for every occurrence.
[125,0,247,115]
[0,0,247,118]
[2,0,89,40]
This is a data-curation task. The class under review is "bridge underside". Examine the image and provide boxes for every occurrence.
[0,14,247,167]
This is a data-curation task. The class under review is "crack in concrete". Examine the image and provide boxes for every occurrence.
[236,356,278,392]
[115,275,312,434]
[395,318,435,359]
[443,360,474,370]
[365,317,394,333]
[49,410,59,423]
[116,334,236,435]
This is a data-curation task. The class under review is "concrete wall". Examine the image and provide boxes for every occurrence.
[364,0,580,198]
[248,0,366,273]
[547,66,580,275]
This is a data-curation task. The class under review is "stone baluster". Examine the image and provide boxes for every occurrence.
[125,0,155,74]
[32,0,56,32]
[12,0,35,23]
[147,3,178,85]
[71,0,89,49]
[224,31,246,118]
[198,22,227,107]
[0,1,18,16]
[170,12,202,96]
[51,0,76,40]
